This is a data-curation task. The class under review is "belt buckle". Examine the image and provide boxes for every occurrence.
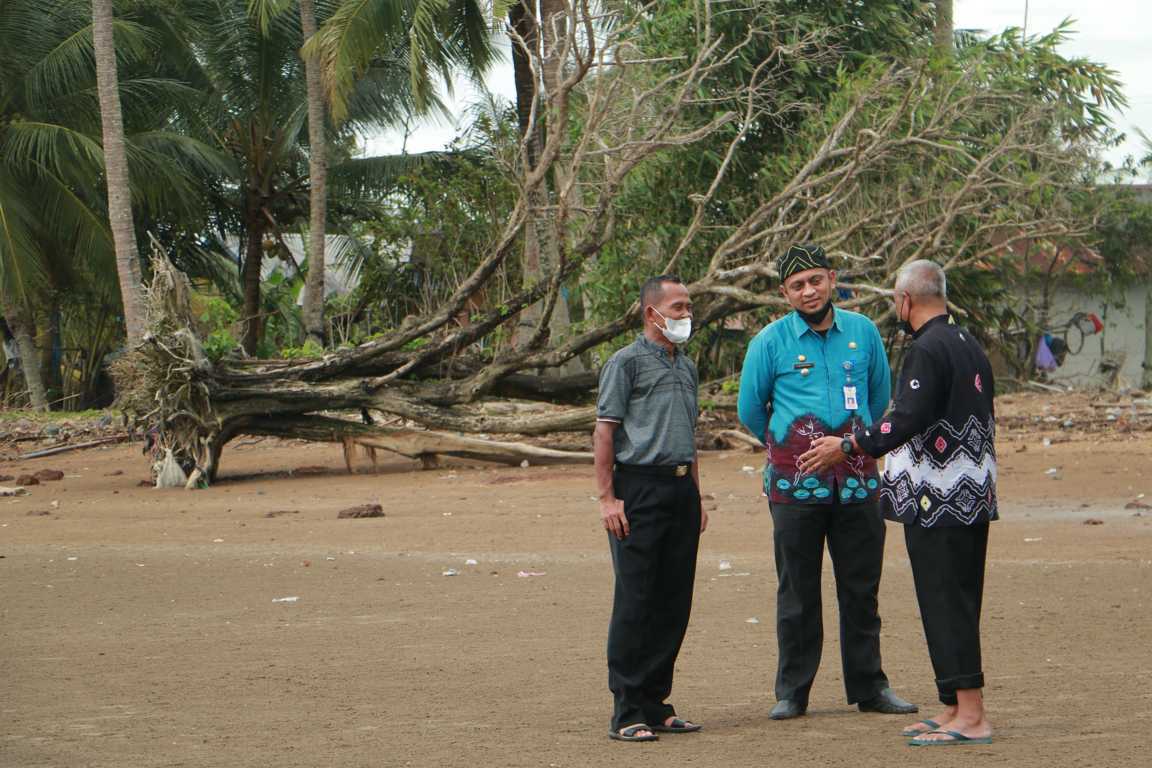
[675,464,688,477]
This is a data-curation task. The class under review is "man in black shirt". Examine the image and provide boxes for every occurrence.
[799,260,996,746]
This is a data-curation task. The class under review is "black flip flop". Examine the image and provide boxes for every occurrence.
[652,717,702,733]
[608,724,659,742]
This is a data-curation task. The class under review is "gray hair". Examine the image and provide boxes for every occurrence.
[894,260,947,299]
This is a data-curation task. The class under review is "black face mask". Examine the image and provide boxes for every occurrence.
[896,295,913,335]
[796,299,833,326]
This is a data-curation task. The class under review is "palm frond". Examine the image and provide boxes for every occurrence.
[310,0,410,123]
[328,149,455,200]
[247,0,295,36]
[0,174,48,301]
[2,120,105,178]
[23,18,154,111]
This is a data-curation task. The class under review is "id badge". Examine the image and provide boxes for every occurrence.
[843,385,858,410]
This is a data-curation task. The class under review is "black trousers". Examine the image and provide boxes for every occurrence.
[607,469,701,730]
[905,522,989,705]
[769,499,889,705]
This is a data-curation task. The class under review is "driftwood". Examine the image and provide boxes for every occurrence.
[714,429,765,451]
[16,434,133,460]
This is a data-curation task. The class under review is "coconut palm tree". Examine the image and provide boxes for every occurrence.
[162,0,498,355]
[92,0,148,343]
[297,0,329,347]
[1,0,229,408]
[168,0,499,354]
[248,0,329,347]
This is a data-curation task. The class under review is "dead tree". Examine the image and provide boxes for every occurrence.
[114,1,1102,483]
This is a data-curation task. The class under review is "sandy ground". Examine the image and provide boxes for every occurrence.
[3,428,1152,768]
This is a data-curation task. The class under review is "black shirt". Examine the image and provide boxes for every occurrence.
[855,315,998,527]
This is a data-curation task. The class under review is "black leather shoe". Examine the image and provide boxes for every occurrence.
[857,687,919,715]
[769,700,807,720]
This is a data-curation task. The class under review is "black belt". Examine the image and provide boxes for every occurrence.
[614,462,693,478]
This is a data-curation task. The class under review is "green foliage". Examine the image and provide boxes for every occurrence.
[581,1,938,331]
[256,268,305,357]
[1095,189,1152,282]
[198,297,239,361]
[203,330,239,362]
[312,0,497,121]
[353,117,520,327]
[279,339,324,359]
[199,297,238,330]
[573,4,1130,381]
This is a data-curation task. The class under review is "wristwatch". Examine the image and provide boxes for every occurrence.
[840,437,854,455]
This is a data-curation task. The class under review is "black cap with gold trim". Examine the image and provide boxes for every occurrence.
[777,243,830,283]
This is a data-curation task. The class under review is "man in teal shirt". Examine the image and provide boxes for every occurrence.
[737,243,916,720]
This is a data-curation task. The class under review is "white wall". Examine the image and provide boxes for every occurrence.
[1045,283,1149,388]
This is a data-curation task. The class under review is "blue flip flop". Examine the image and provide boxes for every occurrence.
[900,719,940,737]
[909,729,993,746]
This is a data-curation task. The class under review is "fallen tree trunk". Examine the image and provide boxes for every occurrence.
[110,7,1107,486]
[243,414,593,467]
[714,429,765,451]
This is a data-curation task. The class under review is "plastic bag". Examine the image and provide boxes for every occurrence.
[1035,335,1058,372]
[154,448,188,488]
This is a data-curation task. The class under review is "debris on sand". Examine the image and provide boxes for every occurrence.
[15,475,40,486]
[1083,519,1104,526]
[264,510,300,518]
[33,469,64,482]
[1124,495,1150,511]
[336,504,384,519]
[517,571,546,578]
[272,596,299,603]
[0,486,29,497]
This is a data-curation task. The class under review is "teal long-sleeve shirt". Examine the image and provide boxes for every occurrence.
[737,308,892,505]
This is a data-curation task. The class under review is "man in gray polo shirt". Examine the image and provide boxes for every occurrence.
[594,274,708,742]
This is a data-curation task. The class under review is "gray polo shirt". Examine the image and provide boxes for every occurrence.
[596,335,699,465]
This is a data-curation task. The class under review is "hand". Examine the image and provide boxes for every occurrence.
[700,499,709,533]
[798,436,846,474]
[600,496,629,539]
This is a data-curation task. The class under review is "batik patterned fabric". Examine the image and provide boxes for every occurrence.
[762,414,881,504]
[738,308,892,506]
[880,414,997,525]
[855,315,998,528]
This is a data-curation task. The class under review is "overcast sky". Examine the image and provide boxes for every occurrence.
[363,1,1150,171]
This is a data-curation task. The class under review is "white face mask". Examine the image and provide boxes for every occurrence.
[652,308,692,344]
